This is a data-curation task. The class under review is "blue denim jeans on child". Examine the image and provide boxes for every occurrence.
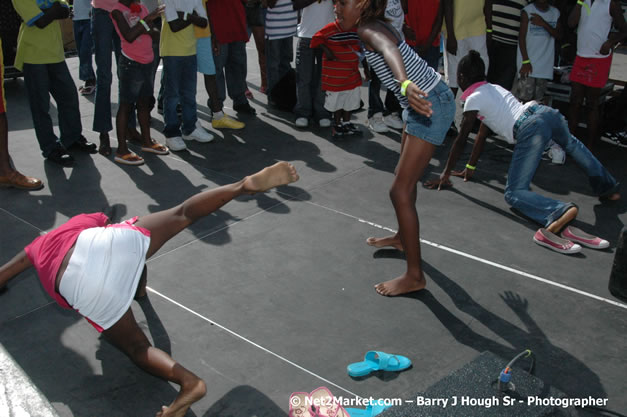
[22,63,82,157]
[162,55,198,138]
[73,19,95,82]
[506,106,619,227]
[92,7,121,133]
[294,37,329,121]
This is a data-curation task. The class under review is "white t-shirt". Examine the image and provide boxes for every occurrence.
[164,0,206,21]
[577,0,613,58]
[297,0,334,38]
[385,0,405,40]
[462,82,529,144]
[517,3,559,79]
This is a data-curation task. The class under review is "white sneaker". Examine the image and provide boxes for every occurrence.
[548,143,566,165]
[318,118,332,128]
[295,117,309,128]
[367,112,389,133]
[166,136,187,151]
[384,112,404,129]
[183,126,214,143]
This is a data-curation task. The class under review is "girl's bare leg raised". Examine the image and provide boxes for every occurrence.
[134,162,299,259]
[375,133,435,296]
[104,308,206,417]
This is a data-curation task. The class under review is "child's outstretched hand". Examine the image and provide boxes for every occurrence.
[424,174,452,190]
[406,82,432,117]
[451,167,474,182]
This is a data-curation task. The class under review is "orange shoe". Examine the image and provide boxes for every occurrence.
[0,170,44,190]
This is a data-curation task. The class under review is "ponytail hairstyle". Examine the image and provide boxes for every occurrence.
[458,50,487,85]
[357,0,388,25]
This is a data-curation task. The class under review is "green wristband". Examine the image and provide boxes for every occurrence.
[466,164,476,171]
[400,80,412,97]
[486,28,493,33]
[577,0,591,15]
[522,59,531,65]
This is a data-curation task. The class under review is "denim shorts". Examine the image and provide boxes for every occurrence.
[402,80,456,146]
[117,55,154,104]
[197,36,216,75]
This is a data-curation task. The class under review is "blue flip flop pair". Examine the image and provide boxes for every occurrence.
[347,351,412,377]
[345,404,391,417]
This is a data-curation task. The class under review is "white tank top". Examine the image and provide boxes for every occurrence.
[577,0,613,58]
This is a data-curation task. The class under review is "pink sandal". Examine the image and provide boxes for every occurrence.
[289,392,316,417]
[309,387,349,417]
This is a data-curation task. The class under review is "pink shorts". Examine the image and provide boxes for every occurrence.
[569,55,612,88]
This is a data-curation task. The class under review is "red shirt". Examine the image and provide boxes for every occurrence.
[24,213,110,310]
[310,21,362,92]
[406,0,440,47]
[206,0,248,44]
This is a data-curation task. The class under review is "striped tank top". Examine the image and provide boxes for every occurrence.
[364,40,441,109]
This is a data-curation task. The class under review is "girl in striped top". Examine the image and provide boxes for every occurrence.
[336,0,456,296]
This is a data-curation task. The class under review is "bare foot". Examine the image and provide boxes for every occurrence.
[375,272,426,296]
[366,235,404,251]
[156,378,206,417]
[243,161,299,193]
[546,206,578,234]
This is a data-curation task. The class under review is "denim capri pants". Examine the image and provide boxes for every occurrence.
[402,80,456,146]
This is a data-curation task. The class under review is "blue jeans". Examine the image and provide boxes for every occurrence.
[265,36,293,97]
[73,19,95,82]
[22,62,82,157]
[294,37,328,121]
[92,7,121,133]
[368,70,401,118]
[213,41,248,107]
[506,106,619,226]
[162,55,197,137]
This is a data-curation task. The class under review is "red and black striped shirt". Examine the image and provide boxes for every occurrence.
[310,21,362,92]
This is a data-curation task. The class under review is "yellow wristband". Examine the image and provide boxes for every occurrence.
[522,59,531,64]
[139,19,150,32]
[486,28,493,33]
[400,80,412,97]
[577,0,591,15]
[466,164,476,171]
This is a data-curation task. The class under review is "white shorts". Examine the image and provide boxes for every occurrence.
[324,88,361,113]
[59,226,151,330]
[443,34,489,88]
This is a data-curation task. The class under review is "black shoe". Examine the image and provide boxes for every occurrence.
[332,124,348,139]
[345,123,362,136]
[47,147,74,166]
[68,135,98,154]
[233,102,257,115]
